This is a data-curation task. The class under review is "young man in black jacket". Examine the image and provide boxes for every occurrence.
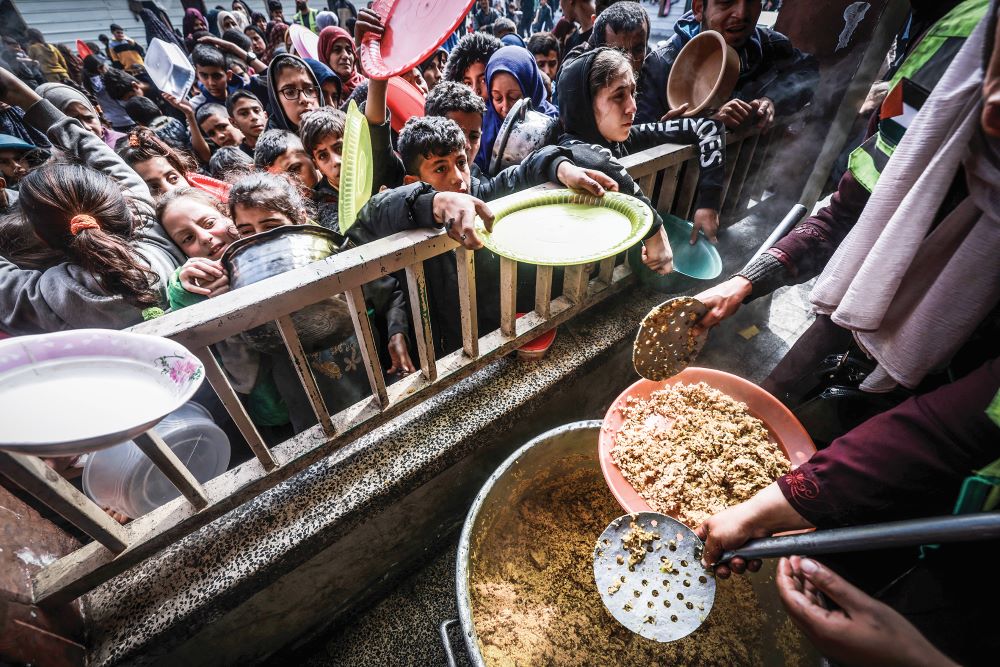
[636,0,818,128]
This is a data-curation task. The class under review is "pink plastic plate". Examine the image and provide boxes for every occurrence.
[359,0,474,80]
[386,76,425,132]
[599,367,816,515]
[289,23,320,61]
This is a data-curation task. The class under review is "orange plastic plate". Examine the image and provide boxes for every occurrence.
[599,367,816,515]
[386,76,425,132]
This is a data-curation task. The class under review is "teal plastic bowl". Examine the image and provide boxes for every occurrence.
[628,213,722,291]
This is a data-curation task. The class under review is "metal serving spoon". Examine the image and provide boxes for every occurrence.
[595,511,1000,642]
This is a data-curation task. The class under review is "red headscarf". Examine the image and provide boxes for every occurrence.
[318,26,365,98]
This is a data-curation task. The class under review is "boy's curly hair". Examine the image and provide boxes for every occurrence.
[442,33,502,83]
[228,172,313,226]
[397,116,466,176]
[424,81,486,118]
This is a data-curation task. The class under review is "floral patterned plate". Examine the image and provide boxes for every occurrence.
[474,189,654,266]
[0,330,204,456]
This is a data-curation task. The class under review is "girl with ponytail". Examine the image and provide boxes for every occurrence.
[0,66,184,333]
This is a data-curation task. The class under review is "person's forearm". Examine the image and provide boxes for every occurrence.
[745,482,814,534]
[185,108,212,164]
[365,78,387,126]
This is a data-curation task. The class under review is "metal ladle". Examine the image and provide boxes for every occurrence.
[595,511,1000,642]
[631,205,810,381]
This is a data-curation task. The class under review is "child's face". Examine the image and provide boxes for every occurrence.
[533,49,559,81]
[230,97,268,142]
[463,61,488,100]
[422,57,444,90]
[233,203,297,236]
[311,132,343,186]
[406,149,471,194]
[276,67,319,128]
[133,156,186,197]
[445,111,483,162]
[401,67,429,95]
[270,139,319,189]
[593,67,637,144]
[196,65,232,100]
[161,197,238,260]
[200,113,244,147]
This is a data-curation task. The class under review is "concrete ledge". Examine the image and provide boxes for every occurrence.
[84,288,667,666]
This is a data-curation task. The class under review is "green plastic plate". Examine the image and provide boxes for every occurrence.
[475,189,653,266]
[338,100,374,235]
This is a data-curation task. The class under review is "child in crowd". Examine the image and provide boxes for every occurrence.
[119,128,199,197]
[189,43,268,110]
[254,129,319,190]
[298,107,345,229]
[196,103,245,149]
[208,146,255,181]
[558,47,727,244]
[226,89,268,155]
[25,29,69,83]
[265,53,323,132]
[108,23,145,72]
[0,68,182,333]
[442,32,502,101]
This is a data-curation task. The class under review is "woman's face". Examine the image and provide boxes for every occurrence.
[160,196,238,260]
[194,18,207,31]
[593,67,637,143]
[328,39,355,79]
[133,156,186,197]
[222,16,238,31]
[245,28,266,55]
[490,72,523,120]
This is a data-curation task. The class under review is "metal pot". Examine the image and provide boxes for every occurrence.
[441,421,820,666]
[488,97,557,176]
[221,225,355,353]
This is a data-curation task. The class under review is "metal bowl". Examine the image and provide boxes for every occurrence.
[488,97,557,176]
[222,225,355,353]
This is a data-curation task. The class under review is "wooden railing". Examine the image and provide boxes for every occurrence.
[3,128,765,606]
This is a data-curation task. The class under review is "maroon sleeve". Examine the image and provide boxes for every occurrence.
[777,358,1000,528]
[768,169,872,282]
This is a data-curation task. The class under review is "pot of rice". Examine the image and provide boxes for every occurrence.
[450,417,821,666]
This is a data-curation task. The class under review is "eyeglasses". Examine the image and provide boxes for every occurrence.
[279,85,319,100]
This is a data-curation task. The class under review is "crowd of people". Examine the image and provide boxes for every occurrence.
[0,0,997,664]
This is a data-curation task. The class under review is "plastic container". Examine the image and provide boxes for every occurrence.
[145,38,195,100]
[83,401,230,519]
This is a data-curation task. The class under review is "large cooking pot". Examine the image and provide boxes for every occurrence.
[488,97,557,176]
[221,225,355,353]
[441,421,819,666]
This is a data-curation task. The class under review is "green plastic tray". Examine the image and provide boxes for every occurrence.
[338,100,374,235]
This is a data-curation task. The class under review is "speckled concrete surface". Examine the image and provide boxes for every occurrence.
[273,279,816,667]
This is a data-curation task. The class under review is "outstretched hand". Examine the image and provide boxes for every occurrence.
[556,162,619,197]
[777,556,958,667]
[659,103,690,122]
[641,227,673,275]
[692,207,720,244]
[712,99,754,129]
[386,332,416,376]
[354,8,384,78]
[432,191,494,250]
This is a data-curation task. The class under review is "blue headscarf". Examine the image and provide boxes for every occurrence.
[476,45,559,171]
[303,57,343,104]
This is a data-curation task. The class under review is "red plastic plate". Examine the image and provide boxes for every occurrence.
[599,367,816,515]
[386,76,425,133]
[187,173,231,202]
[77,40,93,59]
[359,0,474,80]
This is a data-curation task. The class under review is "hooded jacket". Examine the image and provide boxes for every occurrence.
[636,10,818,125]
[265,53,325,131]
[36,82,125,148]
[557,48,726,227]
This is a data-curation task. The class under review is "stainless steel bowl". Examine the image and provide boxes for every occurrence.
[488,98,557,176]
[222,225,355,353]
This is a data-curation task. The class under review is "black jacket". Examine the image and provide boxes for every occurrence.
[557,48,727,215]
[346,146,571,354]
[636,11,819,125]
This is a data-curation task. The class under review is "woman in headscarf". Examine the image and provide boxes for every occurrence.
[232,0,253,21]
[217,10,244,35]
[318,26,365,100]
[183,8,208,51]
[303,58,343,108]
[245,25,268,63]
[475,45,558,171]
[266,21,289,62]
[139,8,186,52]
[36,82,125,148]
[316,11,339,31]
